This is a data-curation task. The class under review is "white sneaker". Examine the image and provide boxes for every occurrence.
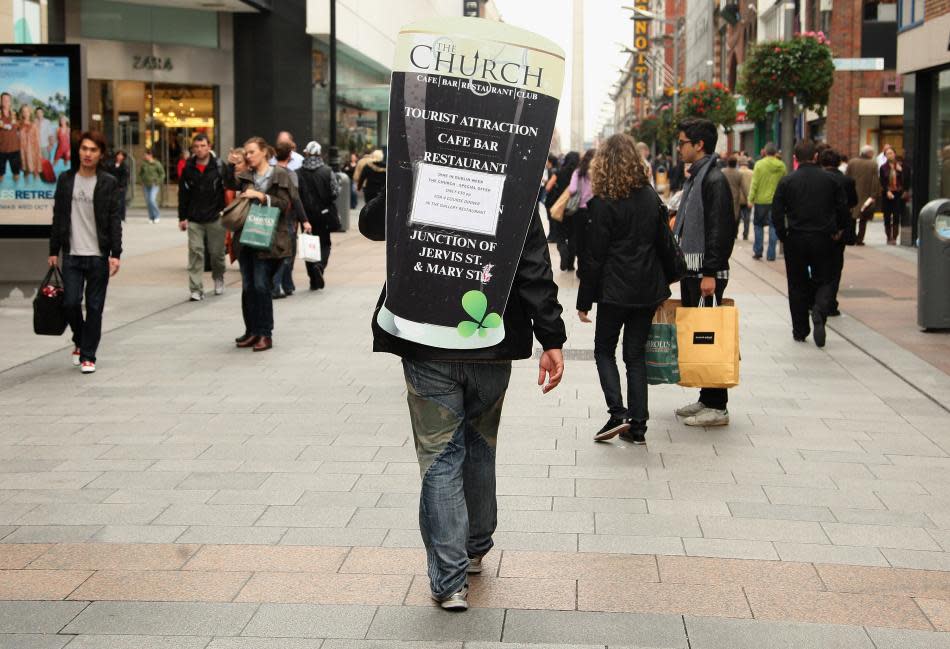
[80,361,96,374]
[683,408,730,427]
[189,291,203,302]
[71,348,81,366]
[433,585,469,611]
[675,401,706,418]
[154,218,160,223]
[467,556,483,574]
[214,278,225,295]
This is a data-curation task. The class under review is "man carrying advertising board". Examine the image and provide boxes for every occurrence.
[361,17,566,611]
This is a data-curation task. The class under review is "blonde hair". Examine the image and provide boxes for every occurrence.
[590,133,650,200]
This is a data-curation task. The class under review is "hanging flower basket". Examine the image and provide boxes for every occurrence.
[678,81,738,130]
[737,32,835,123]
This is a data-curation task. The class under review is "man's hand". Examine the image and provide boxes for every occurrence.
[178,220,188,231]
[538,349,564,395]
[47,255,57,267]
[700,276,716,298]
[303,222,313,234]
[887,191,894,200]
[108,257,120,277]
[577,310,591,323]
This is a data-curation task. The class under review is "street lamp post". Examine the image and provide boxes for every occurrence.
[781,1,795,170]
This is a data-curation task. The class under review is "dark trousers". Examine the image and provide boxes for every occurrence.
[273,233,297,294]
[62,255,110,363]
[783,232,835,339]
[830,240,845,312]
[239,247,279,338]
[593,303,655,429]
[572,208,591,276]
[556,213,576,270]
[882,195,904,241]
[738,205,750,240]
[305,240,332,288]
[680,276,729,410]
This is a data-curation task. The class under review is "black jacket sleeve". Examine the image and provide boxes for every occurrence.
[513,207,566,350]
[576,198,610,312]
[700,170,736,277]
[106,176,123,259]
[359,190,386,241]
[833,181,850,234]
[178,166,190,221]
[844,177,858,210]
[772,179,788,241]
[49,174,68,256]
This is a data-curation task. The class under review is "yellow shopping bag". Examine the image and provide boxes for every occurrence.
[674,297,740,388]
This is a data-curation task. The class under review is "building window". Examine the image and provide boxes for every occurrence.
[81,0,219,48]
[13,0,41,43]
[898,0,924,30]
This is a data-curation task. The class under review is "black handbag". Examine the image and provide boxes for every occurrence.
[33,265,67,336]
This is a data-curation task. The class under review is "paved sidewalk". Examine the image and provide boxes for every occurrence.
[0,219,949,647]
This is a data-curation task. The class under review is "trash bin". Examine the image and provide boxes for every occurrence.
[336,171,351,232]
[918,198,950,330]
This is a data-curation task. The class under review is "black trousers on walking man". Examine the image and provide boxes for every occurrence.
[783,232,836,340]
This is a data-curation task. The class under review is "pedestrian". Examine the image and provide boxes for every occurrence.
[17,104,42,180]
[0,92,21,182]
[271,141,312,298]
[53,115,71,166]
[577,134,679,445]
[567,149,595,275]
[356,149,386,203]
[672,118,736,427]
[232,137,297,352]
[636,141,655,187]
[667,157,686,193]
[747,142,787,261]
[820,147,858,317]
[341,151,358,209]
[543,153,565,242]
[359,189,566,612]
[110,150,129,222]
[879,146,907,245]
[47,131,122,374]
[297,140,338,290]
[546,151,579,269]
[771,140,850,347]
[721,153,746,231]
[272,131,304,171]
[34,107,54,162]
[846,145,878,245]
[139,148,165,223]
[737,157,753,240]
[178,133,227,301]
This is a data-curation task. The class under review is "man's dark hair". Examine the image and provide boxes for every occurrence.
[763,142,778,156]
[819,147,841,168]
[547,154,558,165]
[727,154,738,168]
[275,141,294,163]
[144,148,153,156]
[78,130,106,154]
[192,133,209,144]
[677,118,717,155]
[794,140,818,164]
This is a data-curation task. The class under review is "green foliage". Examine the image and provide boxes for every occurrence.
[630,103,677,153]
[737,32,835,122]
[678,81,737,130]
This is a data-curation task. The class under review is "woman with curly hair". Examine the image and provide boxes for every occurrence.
[577,133,680,445]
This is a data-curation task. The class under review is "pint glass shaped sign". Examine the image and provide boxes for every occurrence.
[378,17,565,349]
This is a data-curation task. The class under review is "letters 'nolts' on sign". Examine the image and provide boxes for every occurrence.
[379,17,565,350]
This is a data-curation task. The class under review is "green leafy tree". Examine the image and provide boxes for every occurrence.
[678,81,738,130]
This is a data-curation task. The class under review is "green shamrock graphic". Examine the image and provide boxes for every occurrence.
[457,290,502,338]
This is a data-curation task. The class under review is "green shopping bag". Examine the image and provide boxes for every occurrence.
[238,203,280,250]
[646,300,680,385]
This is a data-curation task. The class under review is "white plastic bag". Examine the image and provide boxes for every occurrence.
[298,233,322,262]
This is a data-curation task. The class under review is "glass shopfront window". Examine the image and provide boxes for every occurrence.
[81,0,219,48]
[934,70,950,201]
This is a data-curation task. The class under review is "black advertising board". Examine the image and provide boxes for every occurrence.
[378,17,564,350]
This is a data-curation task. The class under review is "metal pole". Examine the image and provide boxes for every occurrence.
[329,0,338,149]
[671,20,680,165]
[781,1,795,170]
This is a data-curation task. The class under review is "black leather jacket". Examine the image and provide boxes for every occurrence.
[360,190,566,361]
[695,162,737,277]
[49,168,123,259]
[178,155,226,223]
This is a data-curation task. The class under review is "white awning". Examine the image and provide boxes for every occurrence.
[859,98,904,116]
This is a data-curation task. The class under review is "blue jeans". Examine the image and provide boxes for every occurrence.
[239,246,279,337]
[402,359,512,600]
[62,255,110,363]
[144,185,160,221]
[753,203,777,260]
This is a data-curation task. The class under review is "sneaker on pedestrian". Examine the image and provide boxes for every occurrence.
[619,426,646,445]
[71,348,81,366]
[752,254,762,260]
[80,361,96,374]
[683,408,729,427]
[593,417,630,441]
[189,291,203,302]
[272,289,286,300]
[467,555,483,574]
[214,278,225,295]
[154,217,160,224]
[828,309,841,317]
[675,401,706,418]
[433,585,469,611]
[812,310,826,348]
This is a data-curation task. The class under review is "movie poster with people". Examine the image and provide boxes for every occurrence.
[379,17,564,350]
[0,44,81,233]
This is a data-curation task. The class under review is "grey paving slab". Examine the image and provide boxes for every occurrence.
[865,627,950,649]
[323,642,460,649]
[1,525,102,543]
[697,516,829,543]
[501,610,686,647]
[258,506,356,528]
[594,513,702,538]
[62,602,258,637]
[242,604,376,639]
[773,542,889,566]
[882,548,950,570]
[465,644,608,649]
[0,635,71,649]
[176,525,287,545]
[685,616,874,649]
[683,538,779,560]
[577,534,685,555]
[0,601,89,634]
[153,504,267,527]
[64,636,212,649]
[366,607,504,642]
[280,527,388,547]
[207,639,325,649]
[821,522,942,550]
[92,525,188,543]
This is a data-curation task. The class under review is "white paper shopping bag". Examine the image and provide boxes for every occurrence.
[298,233,322,262]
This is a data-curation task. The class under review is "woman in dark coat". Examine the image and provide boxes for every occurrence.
[545,150,579,270]
[577,134,680,446]
[879,147,908,245]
